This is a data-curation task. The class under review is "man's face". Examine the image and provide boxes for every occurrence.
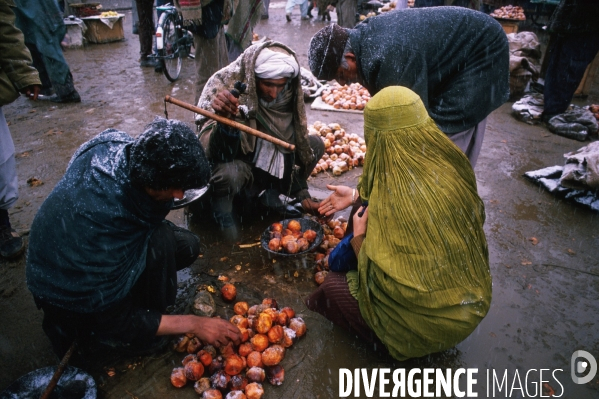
[256,77,289,103]
[335,54,360,86]
[144,187,185,202]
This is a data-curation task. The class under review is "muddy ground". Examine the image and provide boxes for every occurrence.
[1,1,599,398]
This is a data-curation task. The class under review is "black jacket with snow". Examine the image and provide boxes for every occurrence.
[348,7,509,135]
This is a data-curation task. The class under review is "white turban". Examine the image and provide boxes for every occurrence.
[254,48,299,79]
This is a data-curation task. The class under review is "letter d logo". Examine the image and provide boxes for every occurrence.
[571,350,597,384]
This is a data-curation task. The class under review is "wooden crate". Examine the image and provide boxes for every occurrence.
[82,16,124,44]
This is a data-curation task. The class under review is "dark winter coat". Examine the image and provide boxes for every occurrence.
[26,130,171,313]
[348,7,509,135]
[547,0,599,35]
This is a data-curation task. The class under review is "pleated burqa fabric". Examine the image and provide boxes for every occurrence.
[348,86,492,360]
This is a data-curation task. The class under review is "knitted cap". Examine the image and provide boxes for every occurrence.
[129,118,210,191]
[308,24,350,81]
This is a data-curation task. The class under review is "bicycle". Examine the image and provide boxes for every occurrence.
[155,4,194,82]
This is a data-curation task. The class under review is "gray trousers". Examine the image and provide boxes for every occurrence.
[0,108,18,210]
[447,117,487,169]
[335,0,357,28]
[194,27,228,103]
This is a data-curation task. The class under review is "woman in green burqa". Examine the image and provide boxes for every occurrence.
[306,86,492,360]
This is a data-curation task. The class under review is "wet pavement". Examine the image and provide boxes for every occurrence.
[1,1,599,398]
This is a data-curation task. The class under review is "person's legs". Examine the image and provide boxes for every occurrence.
[262,0,270,18]
[193,26,228,103]
[131,221,199,311]
[543,32,599,117]
[285,0,296,20]
[446,117,486,168]
[336,0,358,28]
[36,222,195,359]
[25,43,53,95]
[305,272,385,349]
[137,0,155,66]
[300,0,310,18]
[0,109,24,259]
[210,160,253,238]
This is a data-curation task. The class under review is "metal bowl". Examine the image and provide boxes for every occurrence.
[261,218,324,257]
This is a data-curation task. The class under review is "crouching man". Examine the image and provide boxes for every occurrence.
[196,41,325,241]
[26,118,241,359]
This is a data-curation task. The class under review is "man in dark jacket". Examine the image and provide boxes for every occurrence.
[26,118,241,359]
[308,7,510,167]
[542,0,599,121]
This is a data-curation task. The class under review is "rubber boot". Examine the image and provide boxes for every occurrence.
[212,196,238,242]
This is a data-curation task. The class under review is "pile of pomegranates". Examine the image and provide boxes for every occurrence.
[267,219,318,255]
[170,298,306,398]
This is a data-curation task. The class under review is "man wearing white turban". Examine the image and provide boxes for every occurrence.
[195,41,324,241]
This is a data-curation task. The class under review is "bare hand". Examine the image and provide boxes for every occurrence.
[318,185,353,216]
[193,317,241,348]
[20,85,40,100]
[352,207,368,236]
[211,90,239,118]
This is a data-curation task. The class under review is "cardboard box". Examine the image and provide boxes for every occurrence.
[83,16,124,44]
[497,18,519,34]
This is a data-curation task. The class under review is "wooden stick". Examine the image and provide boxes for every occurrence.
[40,341,77,399]
[165,95,296,151]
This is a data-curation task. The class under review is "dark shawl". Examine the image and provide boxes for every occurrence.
[26,130,171,313]
[348,7,509,134]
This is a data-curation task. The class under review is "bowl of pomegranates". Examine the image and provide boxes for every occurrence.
[261,218,323,256]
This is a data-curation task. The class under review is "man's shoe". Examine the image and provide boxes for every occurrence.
[301,15,310,20]
[50,91,81,104]
[260,189,302,218]
[270,203,302,218]
[140,58,161,68]
[0,225,25,259]
[286,13,291,22]
[261,14,269,19]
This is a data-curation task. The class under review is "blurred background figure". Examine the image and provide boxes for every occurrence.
[262,0,270,19]
[226,0,263,62]
[542,0,599,121]
[329,0,357,28]
[176,0,236,103]
[316,0,333,21]
[1,0,41,259]
[285,0,309,21]
[134,0,161,69]
[14,0,80,102]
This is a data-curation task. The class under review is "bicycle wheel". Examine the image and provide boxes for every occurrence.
[160,13,182,82]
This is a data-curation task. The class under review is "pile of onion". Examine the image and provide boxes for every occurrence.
[321,82,371,110]
[170,298,307,398]
[308,121,366,177]
[490,5,526,20]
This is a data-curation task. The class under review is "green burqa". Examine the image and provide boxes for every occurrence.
[348,86,492,360]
